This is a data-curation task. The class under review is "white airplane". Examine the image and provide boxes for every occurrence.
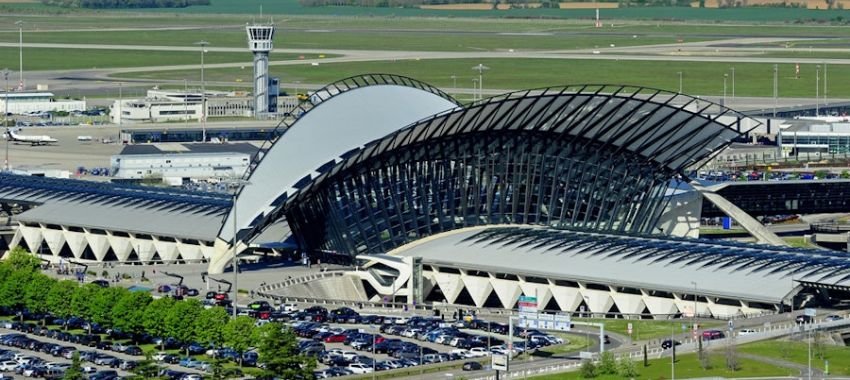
[3,128,58,146]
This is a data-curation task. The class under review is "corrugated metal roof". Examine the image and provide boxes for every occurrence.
[392,226,850,304]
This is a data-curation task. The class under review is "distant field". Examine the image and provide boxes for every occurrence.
[740,339,850,375]
[0,47,316,71]
[116,58,850,99]
[123,0,850,22]
[0,29,706,51]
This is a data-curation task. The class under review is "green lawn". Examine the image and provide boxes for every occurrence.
[117,57,848,98]
[531,351,795,379]
[0,28,713,52]
[571,318,719,341]
[119,0,850,22]
[740,339,850,375]
[0,47,320,71]
[537,333,592,356]
[783,237,818,248]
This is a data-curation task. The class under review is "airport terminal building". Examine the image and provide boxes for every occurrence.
[4,74,850,318]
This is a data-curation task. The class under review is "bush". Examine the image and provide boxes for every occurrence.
[618,356,639,377]
[580,360,597,379]
[598,351,617,374]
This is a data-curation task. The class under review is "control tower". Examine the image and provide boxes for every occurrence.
[246,23,275,118]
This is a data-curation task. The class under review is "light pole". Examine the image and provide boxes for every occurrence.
[184,78,188,126]
[117,82,123,126]
[450,75,457,91]
[15,20,23,90]
[690,281,698,330]
[472,64,489,101]
[815,65,820,117]
[194,40,209,143]
[472,79,479,102]
[773,64,778,118]
[722,74,728,105]
[730,66,735,99]
[3,68,8,172]
[228,178,250,318]
[677,71,682,93]
[824,62,828,106]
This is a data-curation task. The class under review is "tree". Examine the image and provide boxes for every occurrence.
[24,272,56,324]
[130,351,163,380]
[164,299,203,352]
[6,247,41,271]
[69,284,101,322]
[254,322,316,378]
[111,291,152,338]
[579,360,597,379]
[46,280,78,319]
[63,351,85,380]
[194,307,229,347]
[89,286,127,327]
[0,269,33,309]
[222,316,256,365]
[143,297,175,348]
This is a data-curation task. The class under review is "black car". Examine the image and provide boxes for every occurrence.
[661,339,681,350]
[462,361,482,371]
[796,314,814,324]
[124,346,143,356]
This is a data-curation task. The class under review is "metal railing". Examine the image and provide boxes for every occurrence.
[811,222,850,234]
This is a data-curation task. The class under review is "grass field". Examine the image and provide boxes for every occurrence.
[0,28,711,52]
[118,58,849,99]
[119,0,850,22]
[740,339,850,375]
[571,318,721,341]
[531,351,794,379]
[0,48,322,71]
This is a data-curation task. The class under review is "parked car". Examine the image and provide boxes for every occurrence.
[462,361,483,371]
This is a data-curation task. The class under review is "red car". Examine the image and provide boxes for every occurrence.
[324,334,346,343]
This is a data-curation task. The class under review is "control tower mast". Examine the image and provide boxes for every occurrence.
[246,22,275,118]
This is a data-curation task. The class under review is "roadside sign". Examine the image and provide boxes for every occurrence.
[518,296,538,313]
[728,320,734,332]
[804,308,817,317]
[627,323,633,335]
[492,354,509,371]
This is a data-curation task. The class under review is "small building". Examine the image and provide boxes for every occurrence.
[778,122,850,155]
[110,143,259,184]
[111,88,299,124]
[0,92,85,115]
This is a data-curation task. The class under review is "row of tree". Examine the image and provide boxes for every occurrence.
[0,248,315,378]
[40,0,210,8]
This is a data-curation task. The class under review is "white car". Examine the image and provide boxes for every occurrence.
[0,361,18,371]
[182,375,202,380]
[346,363,374,374]
[341,351,359,362]
[152,352,168,362]
[280,303,299,312]
[738,328,757,336]
[112,343,129,352]
[468,347,490,357]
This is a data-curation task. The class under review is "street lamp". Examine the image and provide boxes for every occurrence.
[194,40,209,143]
[815,64,820,117]
[730,66,735,99]
[690,281,698,330]
[2,68,8,172]
[676,71,683,93]
[471,79,479,102]
[471,64,489,101]
[15,20,23,90]
[117,82,123,126]
[227,178,251,318]
[722,74,728,105]
[184,79,188,127]
[773,64,778,118]
[823,62,828,107]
